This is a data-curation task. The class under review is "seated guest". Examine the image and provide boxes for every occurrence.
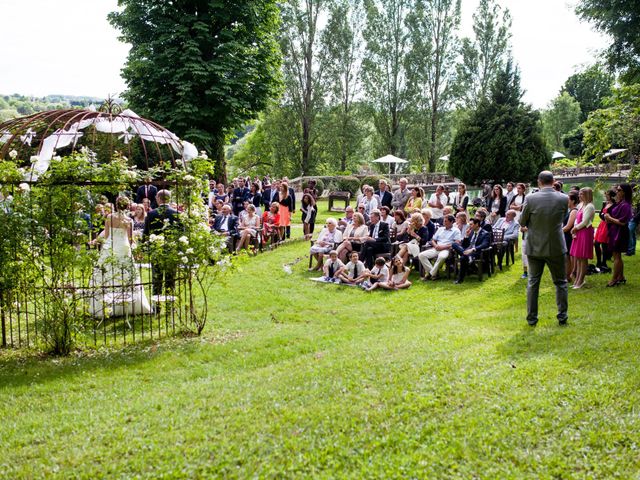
[418,214,462,280]
[356,204,371,224]
[361,186,379,216]
[452,183,469,212]
[236,204,261,252]
[338,251,368,286]
[214,183,228,202]
[360,210,391,268]
[488,184,508,223]
[309,218,344,271]
[475,208,493,234]
[212,204,238,250]
[376,180,393,209]
[336,212,368,262]
[379,206,395,229]
[322,250,345,283]
[428,184,448,224]
[397,213,431,266]
[262,202,281,245]
[421,209,438,240]
[338,206,355,230]
[406,187,423,210]
[494,209,521,243]
[364,257,389,288]
[366,256,411,291]
[392,210,409,240]
[452,218,491,284]
[455,211,469,238]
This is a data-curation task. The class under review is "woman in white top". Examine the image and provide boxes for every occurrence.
[509,183,527,222]
[366,256,411,291]
[336,212,368,262]
[236,204,261,252]
[362,186,379,216]
[309,218,344,270]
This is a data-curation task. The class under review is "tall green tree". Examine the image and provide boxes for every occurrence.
[582,83,640,161]
[457,0,511,109]
[541,91,582,153]
[279,0,333,176]
[448,61,549,184]
[108,0,282,183]
[406,0,461,172]
[321,0,366,172]
[362,0,413,163]
[575,0,640,83]
[562,64,614,121]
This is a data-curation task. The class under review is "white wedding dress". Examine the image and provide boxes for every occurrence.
[89,216,152,318]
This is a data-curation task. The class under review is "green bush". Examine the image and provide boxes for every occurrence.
[360,175,388,189]
[335,176,361,195]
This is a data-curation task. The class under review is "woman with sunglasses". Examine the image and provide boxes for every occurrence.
[604,184,634,286]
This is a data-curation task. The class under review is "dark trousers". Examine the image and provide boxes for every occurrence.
[361,241,390,268]
[152,263,176,296]
[526,255,568,325]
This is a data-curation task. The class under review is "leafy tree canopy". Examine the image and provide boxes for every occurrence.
[448,61,549,184]
[575,0,640,83]
[109,0,282,182]
[562,64,614,121]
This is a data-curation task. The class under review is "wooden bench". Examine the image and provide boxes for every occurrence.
[328,191,351,212]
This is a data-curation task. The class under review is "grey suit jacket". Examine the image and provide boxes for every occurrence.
[520,187,568,257]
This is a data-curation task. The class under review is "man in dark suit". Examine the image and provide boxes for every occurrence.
[376,179,393,209]
[360,209,391,268]
[231,179,249,216]
[262,183,272,210]
[136,177,158,209]
[143,189,179,295]
[211,204,238,251]
[520,171,569,326]
[452,218,491,284]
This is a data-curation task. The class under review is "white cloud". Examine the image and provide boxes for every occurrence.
[0,0,609,109]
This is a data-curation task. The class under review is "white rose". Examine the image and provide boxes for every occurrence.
[186,248,194,254]
[178,236,189,244]
[52,155,62,162]
[30,155,39,164]
[181,256,189,263]
[9,149,18,160]
[183,175,195,183]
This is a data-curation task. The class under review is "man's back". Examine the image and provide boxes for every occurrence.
[521,188,568,257]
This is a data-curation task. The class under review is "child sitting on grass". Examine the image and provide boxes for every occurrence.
[366,256,411,291]
[322,250,344,283]
[338,251,368,286]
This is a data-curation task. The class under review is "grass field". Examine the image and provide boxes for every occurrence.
[1,217,639,478]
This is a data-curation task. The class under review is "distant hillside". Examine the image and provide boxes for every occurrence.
[0,94,108,122]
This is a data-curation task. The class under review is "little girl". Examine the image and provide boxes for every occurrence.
[367,256,411,291]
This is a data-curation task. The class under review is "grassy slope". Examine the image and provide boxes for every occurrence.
[1,231,639,478]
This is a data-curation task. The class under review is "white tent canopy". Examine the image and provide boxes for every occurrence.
[602,148,628,159]
[372,154,408,174]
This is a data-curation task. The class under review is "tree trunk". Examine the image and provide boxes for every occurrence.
[212,133,227,184]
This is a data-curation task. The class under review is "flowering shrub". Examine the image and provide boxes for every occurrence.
[0,150,233,353]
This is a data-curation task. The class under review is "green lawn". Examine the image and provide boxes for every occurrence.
[1,238,639,478]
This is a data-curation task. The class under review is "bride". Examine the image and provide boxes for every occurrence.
[89,196,152,318]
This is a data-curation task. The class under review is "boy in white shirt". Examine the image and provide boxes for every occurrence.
[323,250,345,283]
[338,251,368,286]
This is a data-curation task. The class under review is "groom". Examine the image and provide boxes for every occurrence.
[143,189,179,296]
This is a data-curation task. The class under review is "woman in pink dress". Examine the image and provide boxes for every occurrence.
[569,188,595,289]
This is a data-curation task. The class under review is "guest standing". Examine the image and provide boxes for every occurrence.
[569,188,594,289]
[604,184,633,287]
[519,171,568,326]
[278,183,293,240]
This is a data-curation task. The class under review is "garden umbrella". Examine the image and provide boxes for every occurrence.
[552,151,566,160]
[602,148,628,159]
[372,154,408,174]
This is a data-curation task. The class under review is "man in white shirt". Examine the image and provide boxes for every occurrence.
[494,209,520,242]
[419,214,462,279]
[428,184,448,224]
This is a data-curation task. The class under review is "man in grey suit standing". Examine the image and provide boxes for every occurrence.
[520,171,569,326]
